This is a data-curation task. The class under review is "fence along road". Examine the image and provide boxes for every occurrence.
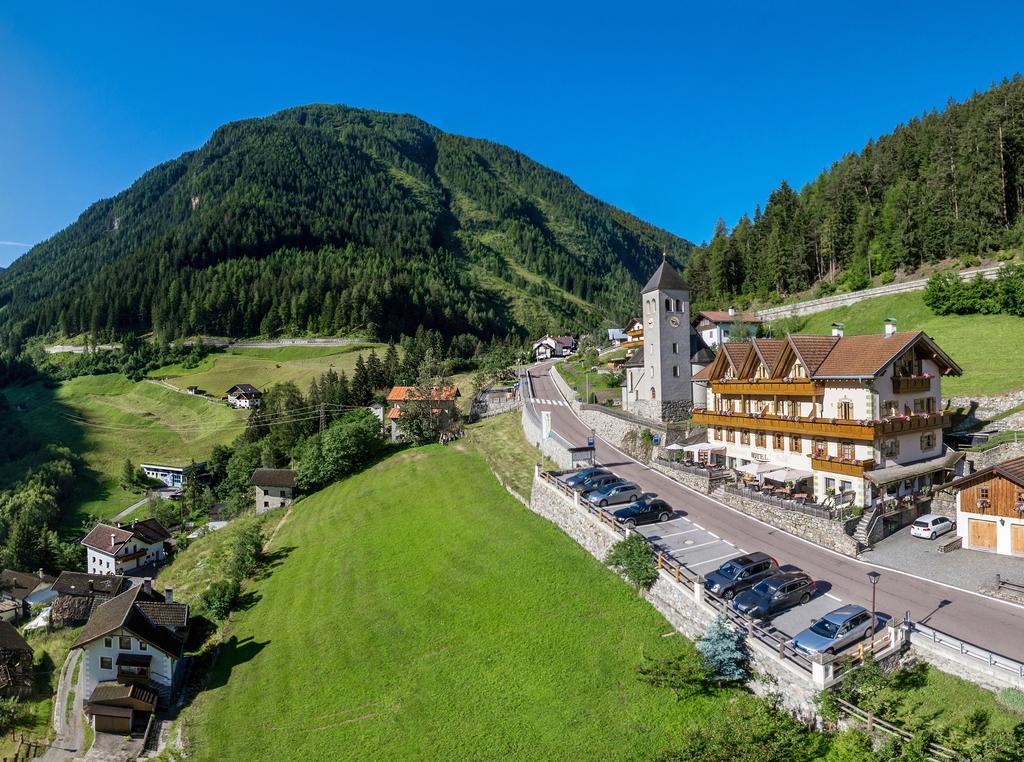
[525,361,1024,663]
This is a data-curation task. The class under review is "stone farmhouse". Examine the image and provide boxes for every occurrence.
[250,468,297,514]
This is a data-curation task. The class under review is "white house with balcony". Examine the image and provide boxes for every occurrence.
[81,520,172,576]
[693,320,963,526]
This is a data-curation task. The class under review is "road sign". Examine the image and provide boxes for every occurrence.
[587,434,595,448]
[652,434,661,446]
[542,411,552,439]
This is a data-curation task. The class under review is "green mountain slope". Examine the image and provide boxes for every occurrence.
[0,105,691,352]
[687,76,1024,304]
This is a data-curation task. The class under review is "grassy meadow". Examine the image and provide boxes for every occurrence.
[774,290,1024,398]
[182,444,759,760]
[3,375,245,531]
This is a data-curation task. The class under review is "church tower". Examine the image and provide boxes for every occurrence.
[639,259,692,422]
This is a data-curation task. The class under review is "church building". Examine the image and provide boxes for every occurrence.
[622,260,711,422]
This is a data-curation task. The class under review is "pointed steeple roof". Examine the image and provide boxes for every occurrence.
[642,259,688,293]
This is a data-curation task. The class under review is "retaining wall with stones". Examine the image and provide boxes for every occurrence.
[966,439,1024,471]
[713,488,861,557]
[649,459,717,493]
[907,635,1024,693]
[529,473,821,718]
[755,265,1001,321]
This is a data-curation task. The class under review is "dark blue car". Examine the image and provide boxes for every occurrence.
[612,498,672,527]
[564,467,608,488]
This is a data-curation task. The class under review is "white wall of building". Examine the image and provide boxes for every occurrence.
[81,627,176,701]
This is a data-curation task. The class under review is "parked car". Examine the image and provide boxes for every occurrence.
[910,514,955,540]
[731,571,816,620]
[587,481,641,508]
[613,498,672,527]
[577,473,623,497]
[703,552,780,600]
[564,467,608,488]
[791,604,877,656]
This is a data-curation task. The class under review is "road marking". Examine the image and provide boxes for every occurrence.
[824,593,842,601]
[687,552,740,569]
[674,539,722,553]
[657,528,702,539]
[692,522,704,530]
[708,531,720,539]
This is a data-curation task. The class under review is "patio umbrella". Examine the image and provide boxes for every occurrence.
[736,461,777,476]
[682,442,717,453]
[664,443,686,451]
[762,467,813,483]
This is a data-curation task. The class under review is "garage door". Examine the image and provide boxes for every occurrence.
[1012,524,1024,555]
[969,519,997,550]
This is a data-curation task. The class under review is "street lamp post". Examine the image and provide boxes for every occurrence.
[867,571,881,647]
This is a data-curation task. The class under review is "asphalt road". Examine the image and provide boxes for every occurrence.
[526,362,1024,661]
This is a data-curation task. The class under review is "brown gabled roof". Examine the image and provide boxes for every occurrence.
[692,364,715,382]
[750,338,787,372]
[788,335,840,374]
[227,384,261,396]
[87,681,158,711]
[0,569,54,602]
[136,601,189,629]
[81,520,170,554]
[72,586,186,659]
[721,343,752,374]
[249,468,297,489]
[697,310,762,325]
[52,572,128,597]
[386,386,460,402]
[623,348,644,368]
[813,331,962,378]
[945,456,1024,492]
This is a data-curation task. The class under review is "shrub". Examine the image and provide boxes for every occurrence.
[997,687,1024,713]
[638,651,709,702]
[879,270,895,285]
[606,533,658,590]
[226,523,265,582]
[198,578,240,620]
[697,614,749,685]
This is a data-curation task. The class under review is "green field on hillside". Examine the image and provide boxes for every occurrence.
[777,291,1024,398]
[3,375,245,531]
[183,445,768,760]
[149,343,384,396]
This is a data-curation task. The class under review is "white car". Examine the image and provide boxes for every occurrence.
[910,514,955,540]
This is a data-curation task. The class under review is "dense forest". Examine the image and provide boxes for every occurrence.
[0,105,691,355]
[685,76,1024,304]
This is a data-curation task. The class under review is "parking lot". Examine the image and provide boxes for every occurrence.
[558,471,852,641]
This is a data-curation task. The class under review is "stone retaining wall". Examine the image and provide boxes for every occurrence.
[755,265,1001,321]
[908,634,1024,693]
[713,488,860,557]
[966,439,1024,471]
[529,473,820,718]
[649,459,716,493]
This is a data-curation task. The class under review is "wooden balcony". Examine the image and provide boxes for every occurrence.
[811,455,875,477]
[710,379,824,396]
[692,410,877,441]
[692,409,951,442]
[117,549,148,564]
[891,376,932,394]
[877,411,950,435]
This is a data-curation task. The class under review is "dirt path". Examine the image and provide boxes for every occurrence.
[41,649,84,760]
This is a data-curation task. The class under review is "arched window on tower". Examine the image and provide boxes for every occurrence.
[675,299,682,312]
[650,387,657,400]
[665,298,671,312]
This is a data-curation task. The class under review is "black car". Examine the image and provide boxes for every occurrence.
[731,571,816,619]
[564,467,609,488]
[703,552,780,600]
[577,473,622,496]
[612,498,672,527]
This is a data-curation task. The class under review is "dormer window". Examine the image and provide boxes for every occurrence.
[755,363,768,379]
[791,361,806,379]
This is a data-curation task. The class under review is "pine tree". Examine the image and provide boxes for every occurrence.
[384,342,399,387]
[697,614,749,685]
[351,355,373,406]
[365,349,385,391]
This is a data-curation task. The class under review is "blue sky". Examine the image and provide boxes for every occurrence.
[2,1,1023,267]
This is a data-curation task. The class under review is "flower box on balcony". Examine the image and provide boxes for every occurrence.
[976,499,991,510]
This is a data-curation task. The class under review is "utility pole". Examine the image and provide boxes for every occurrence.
[319,402,326,434]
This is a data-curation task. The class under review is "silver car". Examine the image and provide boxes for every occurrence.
[791,604,877,656]
[586,481,641,508]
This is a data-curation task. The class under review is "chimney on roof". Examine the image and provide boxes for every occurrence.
[37,568,44,580]
[164,587,173,604]
[87,580,94,592]
[110,533,116,548]
[831,322,845,338]
[143,578,152,596]
[884,317,897,338]
[728,306,736,317]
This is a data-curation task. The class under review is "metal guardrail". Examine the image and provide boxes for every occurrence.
[833,697,957,761]
[908,618,1024,679]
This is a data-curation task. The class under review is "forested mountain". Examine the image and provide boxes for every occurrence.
[686,76,1024,304]
[0,106,691,354]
